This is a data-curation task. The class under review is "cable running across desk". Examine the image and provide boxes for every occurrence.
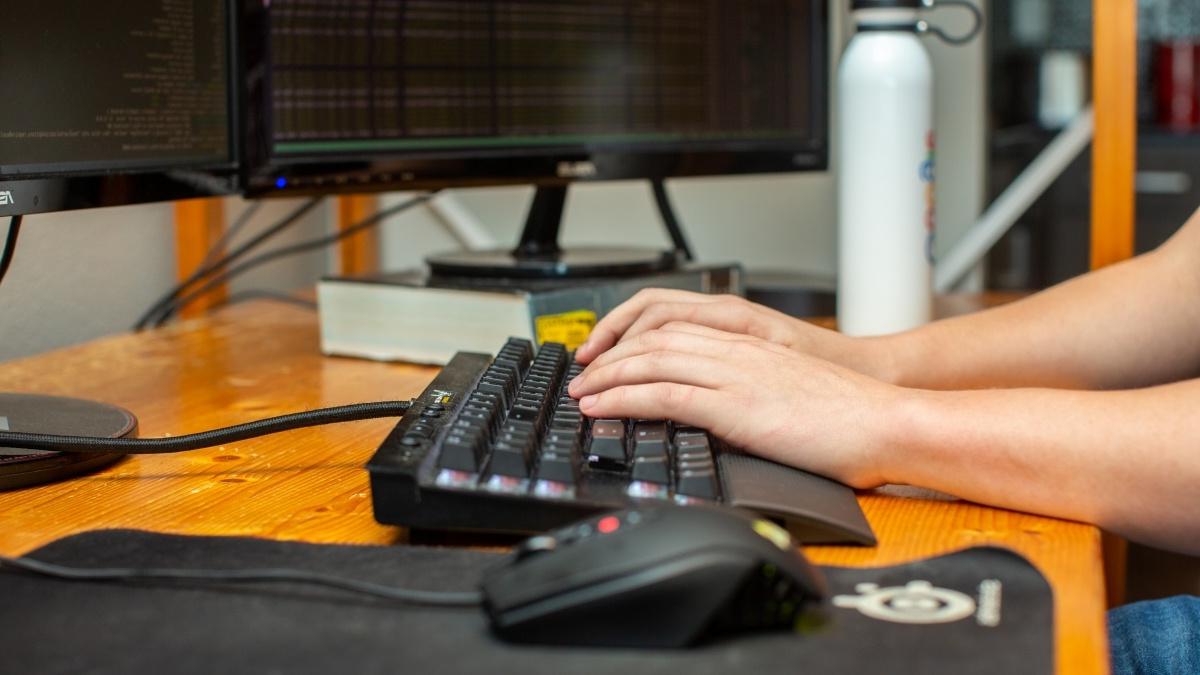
[0,554,483,606]
[0,400,412,454]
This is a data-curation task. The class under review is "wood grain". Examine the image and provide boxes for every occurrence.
[0,300,1107,673]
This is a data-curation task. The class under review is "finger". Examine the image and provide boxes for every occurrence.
[658,321,796,358]
[572,330,743,392]
[578,382,727,434]
[569,350,734,398]
[575,289,721,364]
[616,300,766,348]
[656,321,761,343]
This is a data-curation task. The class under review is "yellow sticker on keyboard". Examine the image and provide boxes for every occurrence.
[534,310,597,351]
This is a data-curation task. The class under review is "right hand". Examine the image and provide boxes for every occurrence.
[575,289,890,379]
[569,326,902,488]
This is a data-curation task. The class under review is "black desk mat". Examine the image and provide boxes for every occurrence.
[1,530,1052,674]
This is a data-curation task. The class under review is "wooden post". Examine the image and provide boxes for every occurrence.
[1090,0,1137,269]
[1092,0,1137,608]
[173,198,227,319]
[337,195,380,276]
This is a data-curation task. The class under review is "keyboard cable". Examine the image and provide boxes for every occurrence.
[0,400,413,454]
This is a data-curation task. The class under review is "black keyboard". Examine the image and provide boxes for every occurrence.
[367,338,876,545]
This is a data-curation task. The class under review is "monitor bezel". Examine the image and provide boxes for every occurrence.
[0,0,241,217]
[238,0,829,197]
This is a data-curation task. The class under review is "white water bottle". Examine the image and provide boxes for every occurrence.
[836,0,980,336]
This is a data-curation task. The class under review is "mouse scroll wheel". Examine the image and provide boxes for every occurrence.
[515,535,558,559]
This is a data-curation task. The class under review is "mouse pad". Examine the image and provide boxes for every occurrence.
[1,530,1052,674]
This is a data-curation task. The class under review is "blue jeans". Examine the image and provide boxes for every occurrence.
[1108,596,1200,675]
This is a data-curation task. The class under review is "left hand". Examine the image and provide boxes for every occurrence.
[567,325,904,488]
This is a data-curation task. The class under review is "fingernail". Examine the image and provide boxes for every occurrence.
[567,375,583,395]
[580,394,598,410]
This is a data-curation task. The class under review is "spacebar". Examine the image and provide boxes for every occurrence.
[716,451,876,545]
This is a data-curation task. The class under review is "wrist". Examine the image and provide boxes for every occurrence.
[869,385,944,486]
[835,333,906,386]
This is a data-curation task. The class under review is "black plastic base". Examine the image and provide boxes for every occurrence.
[745,270,837,318]
[0,393,136,490]
[426,246,679,279]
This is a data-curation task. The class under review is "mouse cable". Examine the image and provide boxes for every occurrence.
[0,400,412,454]
[152,192,437,328]
[133,197,324,331]
[0,554,484,606]
[0,215,23,289]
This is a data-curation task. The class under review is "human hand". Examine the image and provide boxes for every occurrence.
[574,289,891,381]
[567,326,903,488]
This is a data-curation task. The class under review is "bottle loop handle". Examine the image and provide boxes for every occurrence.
[916,0,983,46]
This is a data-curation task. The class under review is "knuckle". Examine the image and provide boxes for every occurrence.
[633,330,664,352]
[662,383,693,410]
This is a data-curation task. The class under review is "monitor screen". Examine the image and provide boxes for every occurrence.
[241,0,827,194]
[0,0,237,216]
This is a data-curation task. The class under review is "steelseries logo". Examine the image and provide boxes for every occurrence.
[0,191,13,206]
[556,161,597,179]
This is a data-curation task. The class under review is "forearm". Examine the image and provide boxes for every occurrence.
[864,217,1200,390]
[882,380,1200,554]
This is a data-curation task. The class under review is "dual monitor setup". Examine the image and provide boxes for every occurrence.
[1,0,828,278]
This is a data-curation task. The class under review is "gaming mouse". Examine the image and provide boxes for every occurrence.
[480,503,828,648]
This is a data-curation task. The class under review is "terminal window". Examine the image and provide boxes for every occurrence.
[0,0,230,175]
[268,0,819,156]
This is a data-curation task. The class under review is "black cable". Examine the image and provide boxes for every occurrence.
[133,197,323,331]
[0,554,483,606]
[198,201,263,269]
[651,179,694,261]
[0,400,411,454]
[0,215,23,288]
[153,193,435,327]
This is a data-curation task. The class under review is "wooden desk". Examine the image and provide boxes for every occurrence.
[0,300,1108,673]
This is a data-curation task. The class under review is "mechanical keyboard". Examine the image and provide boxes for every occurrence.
[367,337,876,545]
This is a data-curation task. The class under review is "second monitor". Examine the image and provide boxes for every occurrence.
[239,0,829,277]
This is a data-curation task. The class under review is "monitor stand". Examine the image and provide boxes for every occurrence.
[0,393,136,490]
[425,185,681,279]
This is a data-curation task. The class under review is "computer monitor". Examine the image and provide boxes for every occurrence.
[0,0,238,490]
[0,0,237,217]
[239,0,828,276]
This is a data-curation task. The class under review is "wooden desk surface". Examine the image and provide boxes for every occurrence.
[0,299,1107,674]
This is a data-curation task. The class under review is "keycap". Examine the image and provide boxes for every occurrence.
[587,419,628,464]
[490,441,533,478]
[632,456,670,484]
[678,457,715,473]
[677,468,720,499]
[508,404,544,432]
[439,433,484,472]
[633,422,669,458]
[535,450,578,484]
[675,434,710,451]
[474,379,510,407]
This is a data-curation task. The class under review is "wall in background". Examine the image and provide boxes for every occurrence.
[0,1,987,364]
